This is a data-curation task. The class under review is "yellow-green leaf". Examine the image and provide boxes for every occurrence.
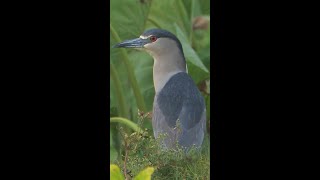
[133,167,155,180]
[110,164,125,180]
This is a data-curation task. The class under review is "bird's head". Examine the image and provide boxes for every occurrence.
[113,29,185,61]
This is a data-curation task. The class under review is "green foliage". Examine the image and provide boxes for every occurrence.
[113,120,210,179]
[110,164,155,180]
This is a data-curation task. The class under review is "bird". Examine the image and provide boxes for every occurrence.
[113,29,206,150]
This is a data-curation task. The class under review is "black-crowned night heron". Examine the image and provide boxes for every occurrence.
[114,29,206,150]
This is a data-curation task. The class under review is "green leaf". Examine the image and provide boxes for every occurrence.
[199,0,210,14]
[110,24,147,113]
[127,52,155,112]
[145,0,188,34]
[110,62,129,118]
[133,167,155,180]
[110,0,152,118]
[174,23,209,73]
[110,164,125,180]
[110,0,151,41]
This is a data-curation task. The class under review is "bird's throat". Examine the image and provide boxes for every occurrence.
[146,39,187,93]
[152,54,186,93]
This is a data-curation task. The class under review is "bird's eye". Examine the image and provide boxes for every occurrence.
[149,36,157,42]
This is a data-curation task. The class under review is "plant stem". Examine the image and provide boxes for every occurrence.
[110,117,142,132]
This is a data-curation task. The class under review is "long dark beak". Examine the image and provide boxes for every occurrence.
[113,38,149,48]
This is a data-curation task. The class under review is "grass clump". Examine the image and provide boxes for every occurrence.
[114,115,210,180]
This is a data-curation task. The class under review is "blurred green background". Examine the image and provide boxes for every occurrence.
[110,0,210,162]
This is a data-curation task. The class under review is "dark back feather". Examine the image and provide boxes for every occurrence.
[157,72,205,129]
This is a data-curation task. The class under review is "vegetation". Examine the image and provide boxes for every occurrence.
[110,0,210,179]
[111,115,210,179]
[111,164,155,180]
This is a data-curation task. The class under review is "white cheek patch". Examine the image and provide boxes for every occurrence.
[139,35,151,39]
[143,44,155,54]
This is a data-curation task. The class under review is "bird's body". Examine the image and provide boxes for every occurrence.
[153,72,206,149]
[114,29,206,150]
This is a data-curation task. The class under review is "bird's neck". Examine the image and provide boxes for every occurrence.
[152,51,186,93]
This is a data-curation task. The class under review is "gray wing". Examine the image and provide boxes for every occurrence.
[153,72,206,148]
